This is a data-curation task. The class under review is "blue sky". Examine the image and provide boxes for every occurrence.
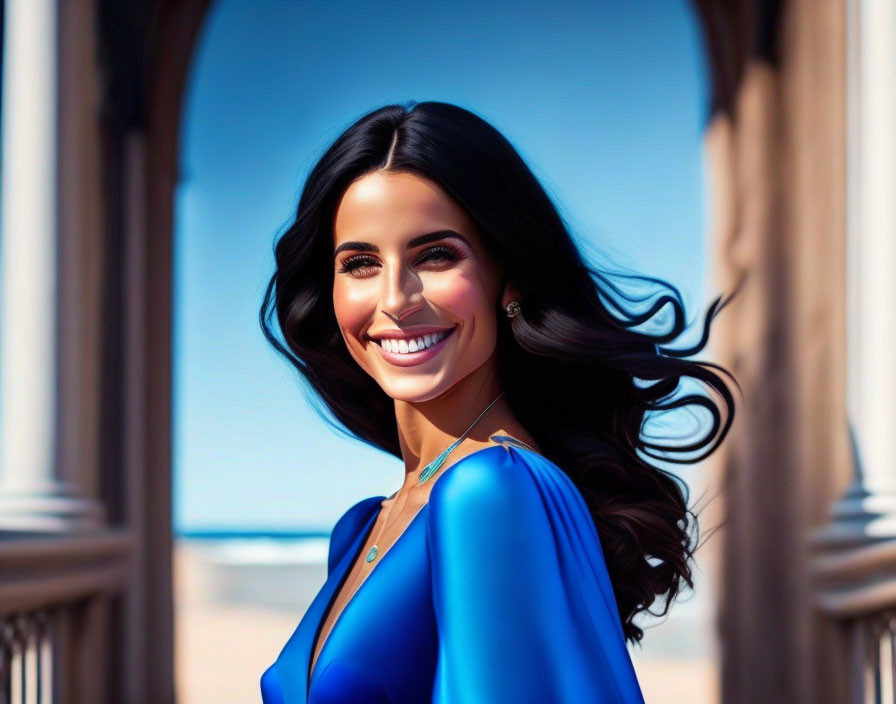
[173,0,712,532]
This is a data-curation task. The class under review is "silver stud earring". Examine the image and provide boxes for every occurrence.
[505,301,521,318]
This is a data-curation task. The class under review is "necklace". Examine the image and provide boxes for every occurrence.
[363,391,505,564]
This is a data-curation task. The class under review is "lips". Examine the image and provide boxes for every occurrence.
[371,325,458,367]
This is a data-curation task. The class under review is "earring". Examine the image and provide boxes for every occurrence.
[505,301,521,318]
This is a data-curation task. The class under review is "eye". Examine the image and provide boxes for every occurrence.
[415,243,464,266]
[335,243,465,278]
[336,255,378,277]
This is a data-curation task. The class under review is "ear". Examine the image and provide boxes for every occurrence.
[500,282,522,311]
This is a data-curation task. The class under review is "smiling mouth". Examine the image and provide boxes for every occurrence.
[370,326,458,367]
[371,327,453,353]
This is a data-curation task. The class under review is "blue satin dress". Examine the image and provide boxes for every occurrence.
[260,438,645,703]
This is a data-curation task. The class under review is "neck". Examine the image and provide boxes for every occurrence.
[392,358,519,484]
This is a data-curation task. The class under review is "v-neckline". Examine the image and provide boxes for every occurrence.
[305,498,419,687]
[304,440,534,697]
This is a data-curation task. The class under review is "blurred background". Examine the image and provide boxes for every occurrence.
[0,0,890,703]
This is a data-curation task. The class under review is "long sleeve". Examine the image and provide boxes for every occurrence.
[426,445,645,703]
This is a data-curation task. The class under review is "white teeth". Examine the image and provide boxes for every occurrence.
[377,328,452,354]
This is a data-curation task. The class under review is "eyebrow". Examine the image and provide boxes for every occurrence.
[332,230,470,259]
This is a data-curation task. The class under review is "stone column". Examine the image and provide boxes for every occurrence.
[812,0,896,547]
[0,0,101,531]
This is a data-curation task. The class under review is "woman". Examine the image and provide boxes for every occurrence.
[258,101,737,703]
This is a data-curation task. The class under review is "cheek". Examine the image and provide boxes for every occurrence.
[429,272,498,349]
[332,281,374,340]
[426,271,489,317]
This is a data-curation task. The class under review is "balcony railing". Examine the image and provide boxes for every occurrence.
[812,538,896,704]
[0,531,133,704]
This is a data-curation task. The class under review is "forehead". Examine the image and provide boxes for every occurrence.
[332,171,477,244]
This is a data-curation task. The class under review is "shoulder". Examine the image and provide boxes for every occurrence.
[427,441,589,535]
[429,444,534,510]
[425,441,615,605]
[327,495,383,573]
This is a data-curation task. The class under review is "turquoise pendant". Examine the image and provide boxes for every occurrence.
[365,545,378,562]
[418,453,448,484]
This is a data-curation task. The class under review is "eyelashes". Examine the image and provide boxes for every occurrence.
[336,243,466,277]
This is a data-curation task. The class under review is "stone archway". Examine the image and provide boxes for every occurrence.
[0,1,865,702]
[100,1,859,701]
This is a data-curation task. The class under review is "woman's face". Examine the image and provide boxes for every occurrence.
[332,170,506,402]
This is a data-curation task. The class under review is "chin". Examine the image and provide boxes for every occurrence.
[377,376,454,404]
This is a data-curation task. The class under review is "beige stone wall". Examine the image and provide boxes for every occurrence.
[697,0,852,702]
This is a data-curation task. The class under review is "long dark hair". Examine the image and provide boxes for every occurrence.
[259,100,738,645]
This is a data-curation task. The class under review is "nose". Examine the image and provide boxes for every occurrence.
[381,260,424,321]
